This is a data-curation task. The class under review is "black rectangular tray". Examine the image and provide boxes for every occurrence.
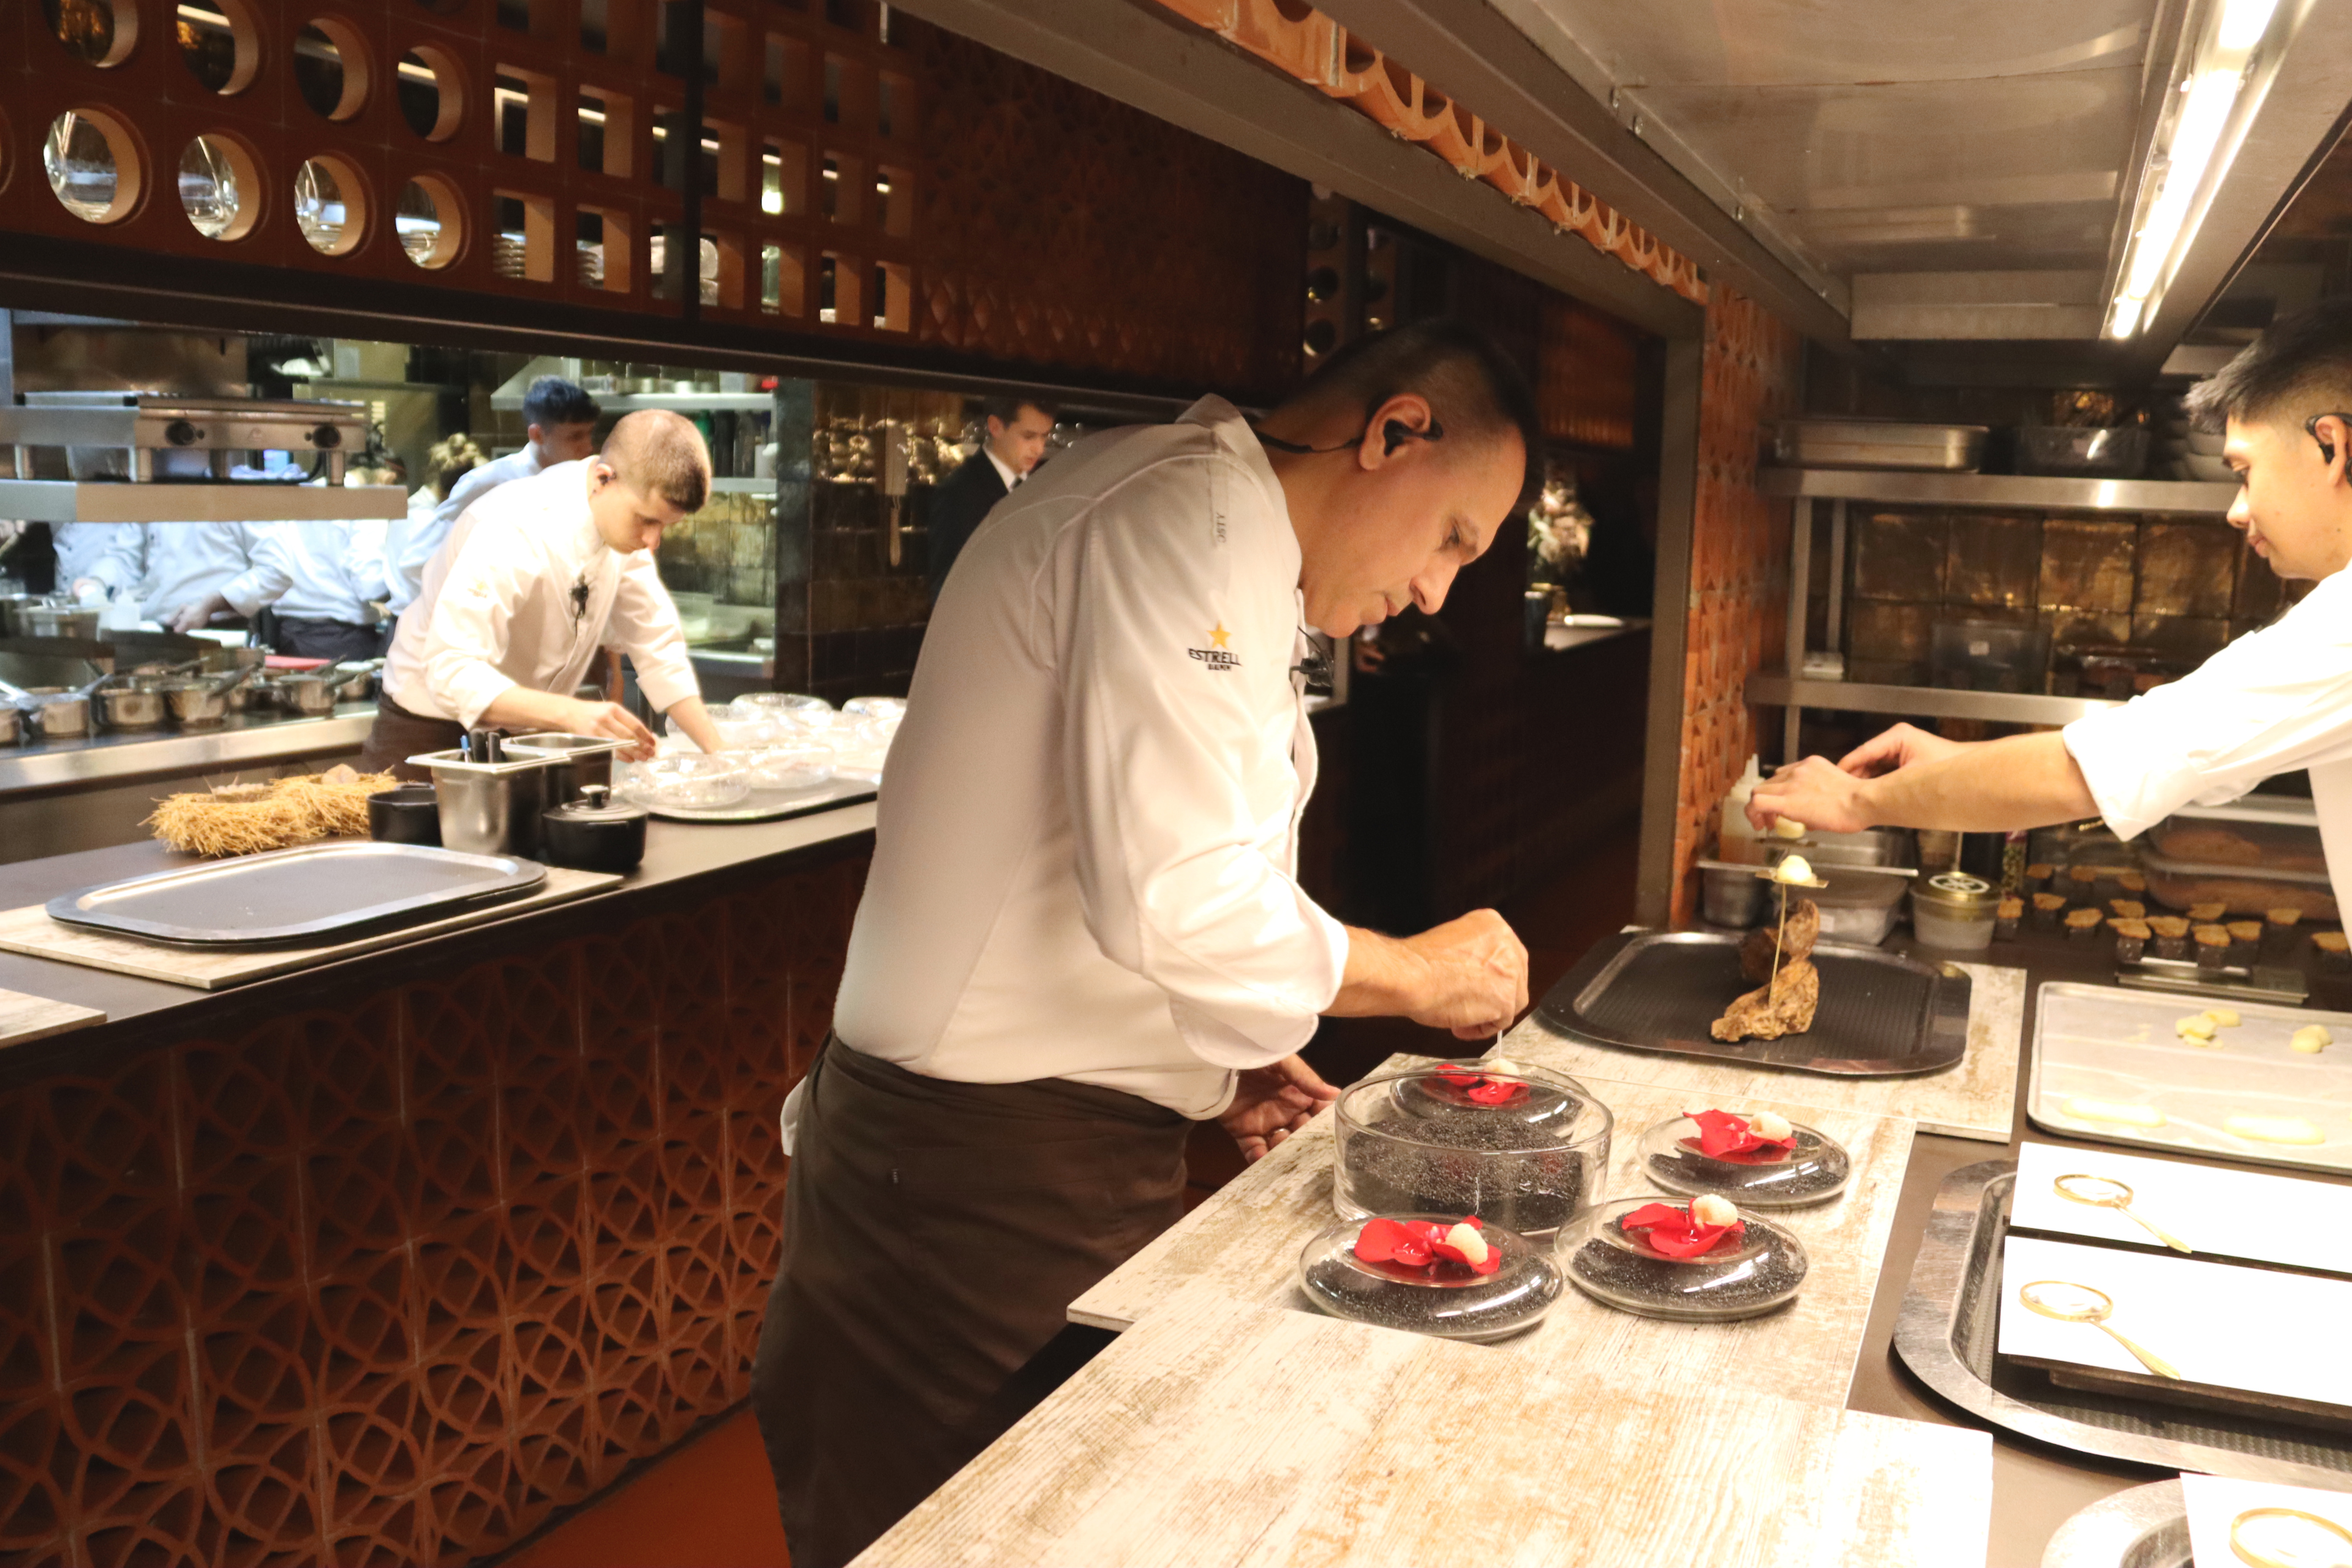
[1536,929,1972,1077]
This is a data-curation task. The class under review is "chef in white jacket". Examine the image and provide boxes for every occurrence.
[387,377,598,617]
[750,320,1540,1568]
[359,409,723,777]
[1754,296,2352,914]
[78,522,280,631]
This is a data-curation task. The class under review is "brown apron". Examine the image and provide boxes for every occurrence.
[753,1036,1190,1568]
[356,692,465,781]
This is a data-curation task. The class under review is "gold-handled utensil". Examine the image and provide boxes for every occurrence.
[2229,1505,2352,1567]
[2016,1279,2182,1380]
[2053,1173,2193,1254]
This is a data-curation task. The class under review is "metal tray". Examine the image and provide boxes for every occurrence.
[1536,929,1972,1077]
[48,842,546,948]
[2040,1480,2187,1568]
[1771,417,1988,472]
[1892,1161,2352,1488]
[644,777,875,824]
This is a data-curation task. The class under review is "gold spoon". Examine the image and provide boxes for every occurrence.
[2230,1505,2352,1568]
[2053,1173,2192,1254]
[2016,1280,2182,1379]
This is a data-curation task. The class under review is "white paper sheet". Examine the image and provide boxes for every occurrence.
[2181,1472,2352,1568]
[1996,1236,2352,1408]
[2010,1141,2352,1275]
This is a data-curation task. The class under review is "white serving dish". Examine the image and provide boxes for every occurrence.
[2008,1140,2352,1275]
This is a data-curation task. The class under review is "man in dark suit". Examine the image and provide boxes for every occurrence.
[925,394,1058,600]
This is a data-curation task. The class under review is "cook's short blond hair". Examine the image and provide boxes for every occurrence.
[602,409,711,511]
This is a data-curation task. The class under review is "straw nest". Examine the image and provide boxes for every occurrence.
[145,764,400,857]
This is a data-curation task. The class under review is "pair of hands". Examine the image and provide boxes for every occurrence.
[1745,722,1959,835]
[564,696,660,759]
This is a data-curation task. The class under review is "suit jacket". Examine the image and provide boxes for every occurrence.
[925,450,1010,601]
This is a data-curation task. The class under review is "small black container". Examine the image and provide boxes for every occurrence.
[368,784,443,846]
[540,784,647,873]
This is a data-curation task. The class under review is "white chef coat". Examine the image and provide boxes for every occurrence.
[51,523,140,593]
[389,447,542,614]
[84,523,283,624]
[382,459,698,729]
[263,520,390,623]
[2065,566,2352,914]
[819,396,1349,1131]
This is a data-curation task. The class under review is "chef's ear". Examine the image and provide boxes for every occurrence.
[1362,394,1439,465]
[2317,415,2351,482]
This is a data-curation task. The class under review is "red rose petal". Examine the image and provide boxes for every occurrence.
[1436,1065,1479,1085]
[1687,1108,1755,1157]
[1466,1077,1532,1106]
[1620,1202,1689,1231]
[1354,1218,1412,1263]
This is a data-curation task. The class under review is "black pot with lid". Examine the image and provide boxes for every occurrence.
[540,783,647,873]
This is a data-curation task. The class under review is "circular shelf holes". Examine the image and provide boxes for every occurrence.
[42,109,141,224]
[179,0,263,95]
[396,46,466,141]
[294,18,371,120]
[294,155,367,254]
[177,133,260,240]
[396,173,464,268]
[42,0,139,67]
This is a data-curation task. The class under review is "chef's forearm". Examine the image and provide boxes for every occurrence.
[1328,927,1431,1018]
[665,695,723,754]
[1858,731,2099,831]
[476,683,582,733]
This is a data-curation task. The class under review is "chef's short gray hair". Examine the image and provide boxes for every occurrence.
[602,410,711,511]
[1278,320,1541,512]
[2187,298,2352,432]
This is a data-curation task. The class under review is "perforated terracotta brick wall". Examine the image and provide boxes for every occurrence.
[1670,287,1805,926]
[0,848,864,1567]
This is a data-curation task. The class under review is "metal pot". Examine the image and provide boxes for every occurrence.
[19,688,91,738]
[96,683,166,731]
[21,603,102,640]
[500,732,626,805]
[411,748,549,857]
[162,665,255,729]
[0,703,23,746]
[0,595,39,636]
[540,783,647,872]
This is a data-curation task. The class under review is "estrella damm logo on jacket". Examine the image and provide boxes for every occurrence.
[1188,623,1239,671]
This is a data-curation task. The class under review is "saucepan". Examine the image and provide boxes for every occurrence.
[274,657,383,716]
[95,677,166,731]
[161,664,257,729]
[1,672,111,738]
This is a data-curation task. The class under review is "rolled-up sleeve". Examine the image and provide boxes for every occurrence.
[2065,574,2352,837]
[217,525,292,617]
[1058,457,1348,1071]
[603,553,699,712]
[419,526,534,729]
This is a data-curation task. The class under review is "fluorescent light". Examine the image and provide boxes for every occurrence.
[2218,0,2281,50]
[2108,296,2145,338]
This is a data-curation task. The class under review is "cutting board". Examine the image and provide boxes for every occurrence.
[859,1281,1994,1568]
[1997,1234,2352,1425]
[1513,959,2024,1142]
[2010,1140,2352,1275]
[1069,1069,1915,1412]
[0,867,623,990]
[0,987,105,1050]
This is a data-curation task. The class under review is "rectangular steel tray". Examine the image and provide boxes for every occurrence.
[1536,929,1972,1077]
[1893,1161,2352,1488]
[2026,981,2352,1176]
[48,841,546,948]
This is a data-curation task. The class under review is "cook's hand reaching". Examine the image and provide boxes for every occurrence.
[1219,1054,1340,1162]
[567,698,660,759]
[1403,909,1529,1039]
[1748,723,1963,835]
[1836,721,1962,778]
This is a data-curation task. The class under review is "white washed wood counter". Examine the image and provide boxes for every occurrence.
[856,1282,1995,1568]
[1072,1069,1915,1409]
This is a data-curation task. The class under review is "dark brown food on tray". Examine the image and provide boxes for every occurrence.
[1711,958,1819,1042]
[1739,897,1819,983]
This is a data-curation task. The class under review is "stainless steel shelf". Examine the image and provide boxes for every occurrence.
[1756,466,2237,516]
[491,390,775,412]
[1748,672,2121,727]
[0,706,377,796]
[0,480,406,523]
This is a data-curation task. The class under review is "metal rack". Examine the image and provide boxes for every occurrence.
[1751,467,2236,755]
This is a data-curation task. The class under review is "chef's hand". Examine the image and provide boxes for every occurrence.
[1403,910,1529,1040]
[1747,723,1962,835]
[167,592,232,633]
[1219,1055,1339,1162]
[1837,721,1963,778]
[565,698,660,760]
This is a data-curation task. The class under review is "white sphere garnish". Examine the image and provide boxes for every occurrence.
[1771,816,1806,840]
[2291,1025,2333,1054]
[1482,1055,1521,1076]
[1751,1110,1793,1141]
[1690,1194,1739,1227]
[1442,1222,1490,1265]
[1772,854,1815,885]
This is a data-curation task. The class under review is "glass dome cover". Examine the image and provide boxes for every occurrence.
[1560,1195,1809,1321]
[1333,1058,1612,1239]
[1297,1214,1562,1343]
[1634,1110,1852,1208]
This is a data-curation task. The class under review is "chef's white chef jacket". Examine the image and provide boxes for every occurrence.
[84,522,281,624]
[263,520,390,624]
[52,522,139,593]
[381,459,698,729]
[2065,565,2352,914]
[389,447,542,614]
[819,396,1350,1130]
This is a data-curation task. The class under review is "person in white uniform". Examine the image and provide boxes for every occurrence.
[360,409,724,777]
[1751,297,2352,906]
[51,522,140,598]
[77,522,280,631]
[257,518,393,661]
[386,377,598,618]
[751,321,1540,1568]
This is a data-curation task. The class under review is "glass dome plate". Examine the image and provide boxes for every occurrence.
[1297,1215,1563,1344]
[1561,1195,1810,1322]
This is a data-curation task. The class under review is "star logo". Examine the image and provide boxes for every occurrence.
[1207,623,1232,650]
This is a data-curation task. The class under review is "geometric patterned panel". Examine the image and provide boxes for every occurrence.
[1669,287,1806,925]
[0,843,867,1567]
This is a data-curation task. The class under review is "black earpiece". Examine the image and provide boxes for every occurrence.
[1255,416,1445,458]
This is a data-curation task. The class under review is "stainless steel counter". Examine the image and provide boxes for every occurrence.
[0,703,375,797]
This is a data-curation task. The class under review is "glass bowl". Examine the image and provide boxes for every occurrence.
[730,692,834,721]
[843,695,906,723]
[618,753,751,809]
[1633,1113,1852,1208]
[1560,1195,1809,1321]
[1332,1059,1612,1240]
[742,742,836,792]
[1297,1214,1563,1343]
